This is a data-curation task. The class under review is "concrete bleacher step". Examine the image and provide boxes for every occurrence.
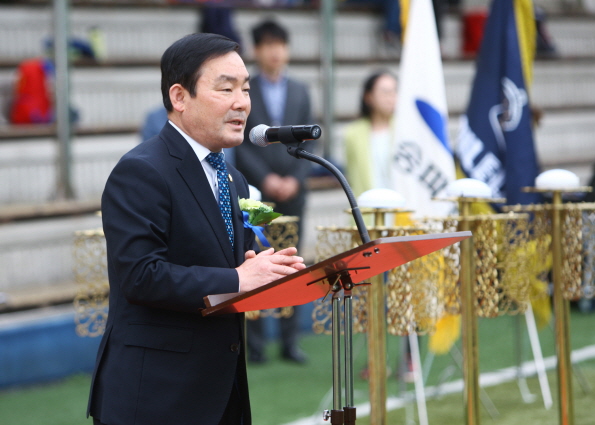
[331,59,595,117]
[1,4,594,65]
[1,3,594,130]
[0,2,593,187]
[0,280,78,313]
[0,183,347,296]
[0,103,593,207]
[2,58,594,129]
[0,4,594,203]
[532,109,595,179]
[0,213,102,296]
[0,134,138,204]
[0,6,377,65]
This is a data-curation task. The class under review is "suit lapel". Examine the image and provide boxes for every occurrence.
[282,79,295,125]
[283,80,300,125]
[171,134,236,268]
[253,77,272,124]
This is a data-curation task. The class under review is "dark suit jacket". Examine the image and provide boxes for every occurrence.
[88,122,256,425]
[235,74,313,217]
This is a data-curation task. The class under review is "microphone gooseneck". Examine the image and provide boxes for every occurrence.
[248,124,370,244]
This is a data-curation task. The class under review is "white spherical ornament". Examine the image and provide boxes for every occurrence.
[445,178,492,198]
[535,169,580,190]
[357,188,406,209]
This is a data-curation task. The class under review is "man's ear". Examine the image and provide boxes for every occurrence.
[169,84,186,113]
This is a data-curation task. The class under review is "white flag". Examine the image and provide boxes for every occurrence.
[392,0,456,216]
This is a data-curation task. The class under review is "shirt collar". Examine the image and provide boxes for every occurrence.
[259,73,288,87]
[169,120,218,162]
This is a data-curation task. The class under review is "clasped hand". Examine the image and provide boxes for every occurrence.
[261,173,300,203]
[236,247,306,292]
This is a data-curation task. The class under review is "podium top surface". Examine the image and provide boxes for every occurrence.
[201,231,471,317]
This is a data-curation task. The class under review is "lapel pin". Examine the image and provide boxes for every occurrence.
[228,174,233,182]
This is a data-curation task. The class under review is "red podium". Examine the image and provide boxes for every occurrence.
[202,231,471,425]
[203,232,470,315]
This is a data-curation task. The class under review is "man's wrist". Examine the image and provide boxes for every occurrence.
[235,268,241,292]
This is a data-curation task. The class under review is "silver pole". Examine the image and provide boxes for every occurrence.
[53,0,74,199]
[344,294,353,407]
[332,291,342,411]
[320,0,335,160]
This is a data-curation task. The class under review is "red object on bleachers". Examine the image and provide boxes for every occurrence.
[10,58,53,124]
[462,9,488,57]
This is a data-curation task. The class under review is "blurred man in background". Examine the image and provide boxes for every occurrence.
[234,19,313,365]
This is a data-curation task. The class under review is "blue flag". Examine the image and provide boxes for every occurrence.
[456,0,541,206]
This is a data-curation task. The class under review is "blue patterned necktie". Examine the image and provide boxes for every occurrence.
[206,152,234,249]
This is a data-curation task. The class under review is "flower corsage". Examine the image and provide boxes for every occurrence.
[239,198,282,247]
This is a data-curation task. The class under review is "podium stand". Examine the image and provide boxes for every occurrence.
[203,231,471,424]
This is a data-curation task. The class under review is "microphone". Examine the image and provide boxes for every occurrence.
[249,124,322,147]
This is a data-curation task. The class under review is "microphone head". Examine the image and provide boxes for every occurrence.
[309,125,322,140]
[249,124,270,147]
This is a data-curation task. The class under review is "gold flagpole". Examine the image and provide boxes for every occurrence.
[367,209,388,425]
[458,198,480,425]
[550,190,574,425]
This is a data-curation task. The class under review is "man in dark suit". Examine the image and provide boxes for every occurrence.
[234,20,313,365]
[88,33,305,425]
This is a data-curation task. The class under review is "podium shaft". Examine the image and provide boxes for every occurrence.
[344,294,354,407]
[459,201,480,425]
[551,191,574,425]
[332,292,343,411]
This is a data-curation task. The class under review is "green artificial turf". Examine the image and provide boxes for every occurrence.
[0,309,593,425]
[356,367,595,425]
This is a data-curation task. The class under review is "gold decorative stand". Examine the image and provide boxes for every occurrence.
[245,216,300,322]
[424,196,536,425]
[72,228,108,337]
[73,218,300,336]
[505,187,595,425]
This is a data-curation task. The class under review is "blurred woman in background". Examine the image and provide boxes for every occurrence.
[344,70,398,197]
